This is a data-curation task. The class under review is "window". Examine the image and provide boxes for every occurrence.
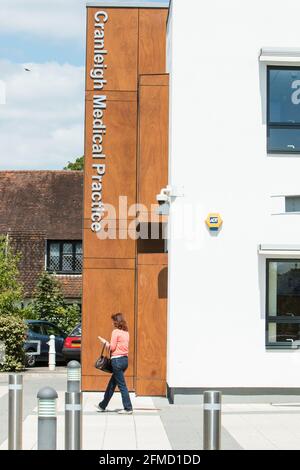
[47,241,82,274]
[267,67,300,153]
[70,324,81,337]
[43,323,66,338]
[285,196,300,212]
[28,323,43,335]
[266,260,300,347]
[137,223,168,254]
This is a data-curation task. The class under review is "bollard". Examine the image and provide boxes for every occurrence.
[37,387,58,450]
[203,391,221,450]
[47,335,56,371]
[67,361,81,393]
[8,374,23,450]
[65,391,82,450]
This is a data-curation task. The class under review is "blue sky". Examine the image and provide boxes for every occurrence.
[0,0,167,170]
[0,33,85,67]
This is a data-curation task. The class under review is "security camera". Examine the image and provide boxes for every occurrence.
[156,193,169,204]
[156,186,172,204]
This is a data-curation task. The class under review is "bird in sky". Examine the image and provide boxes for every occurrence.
[24,68,31,72]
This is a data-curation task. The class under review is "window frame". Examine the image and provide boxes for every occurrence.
[266,258,300,349]
[267,65,300,154]
[285,196,300,213]
[46,240,82,275]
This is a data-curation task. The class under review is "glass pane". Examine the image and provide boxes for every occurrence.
[28,324,42,335]
[63,243,73,254]
[75,242,82,254]
[268,127,300,152]
[268,260,300,317]
[62,243,73,271]
[74,243,82,272]
[71,324,82,336]
[62,255,73,271]
[286,196,300,212]
[268,322,300,344]
[49,243,60,271]
[75,255,82,272]
[269,68,300,124]
[44,324,64,337]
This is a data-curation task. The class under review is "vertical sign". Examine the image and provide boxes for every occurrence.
[89,11,108,233]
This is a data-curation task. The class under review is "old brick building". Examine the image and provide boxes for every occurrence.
[0,171,83,305]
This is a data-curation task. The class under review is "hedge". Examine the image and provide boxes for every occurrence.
[0,315,27,372]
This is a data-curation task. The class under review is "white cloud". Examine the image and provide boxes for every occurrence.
[0,60,85,170]
[0,0,86,40]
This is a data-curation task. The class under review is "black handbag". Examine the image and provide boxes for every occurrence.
[95,343,113,373]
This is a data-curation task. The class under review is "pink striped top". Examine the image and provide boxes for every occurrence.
[108,329,129,357]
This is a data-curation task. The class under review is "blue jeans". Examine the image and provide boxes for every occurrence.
[99,356,132,411]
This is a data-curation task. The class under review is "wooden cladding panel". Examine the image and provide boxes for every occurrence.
[138,254,168,266]
[136,264,168,396]
[139,74,169,87]
[135,379,166,397]
[138,77,169,210]
[81,268,135,380]
[138,9,168,75]
[83,228,136,259]
[84,258,135,270]
[83,218,137,230]
[86,8,138,92]
[85,91,137,102]
[84,98,137,220]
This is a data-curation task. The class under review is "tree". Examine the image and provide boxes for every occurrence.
[64,156,84,171]
[0,236,26,371]
[0,235,23,316]
[32,272,80,333]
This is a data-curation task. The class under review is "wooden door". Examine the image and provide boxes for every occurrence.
[136,254,168,396]
[81,266,135,391]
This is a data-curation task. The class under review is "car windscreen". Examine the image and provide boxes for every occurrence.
[70,324,81,337]
[44,324,66,338]
[27,323,43,335]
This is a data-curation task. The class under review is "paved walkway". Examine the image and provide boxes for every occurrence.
[0,390,171,450]
[1,372,300,449]
[222,402,300,450]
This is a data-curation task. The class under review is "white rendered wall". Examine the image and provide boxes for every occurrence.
[167,0,300,389]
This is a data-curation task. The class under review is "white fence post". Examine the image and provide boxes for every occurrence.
[47,335,56,371]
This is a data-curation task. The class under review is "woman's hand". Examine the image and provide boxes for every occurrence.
[98,336,108,345]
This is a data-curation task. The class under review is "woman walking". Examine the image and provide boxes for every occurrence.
[97,313,133,414]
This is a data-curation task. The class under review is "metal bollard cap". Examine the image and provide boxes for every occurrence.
[37,386,58,400]
[67,360,81,369]
[203,390,222,403]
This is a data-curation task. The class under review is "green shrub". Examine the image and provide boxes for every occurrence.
[0,236,23,316]
[0,315,27,371]
[49,304,81,334]
[20,303,38,320]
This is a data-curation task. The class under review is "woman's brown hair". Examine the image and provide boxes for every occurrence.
[111,313,128,331]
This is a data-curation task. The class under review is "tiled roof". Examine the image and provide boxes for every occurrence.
[54,275,82,299]
[0,171,83,239]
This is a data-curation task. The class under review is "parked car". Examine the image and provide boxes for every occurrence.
[62,323,81,362]
[25,320,67,367]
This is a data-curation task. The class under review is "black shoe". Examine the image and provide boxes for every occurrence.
[95,404,106,412]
